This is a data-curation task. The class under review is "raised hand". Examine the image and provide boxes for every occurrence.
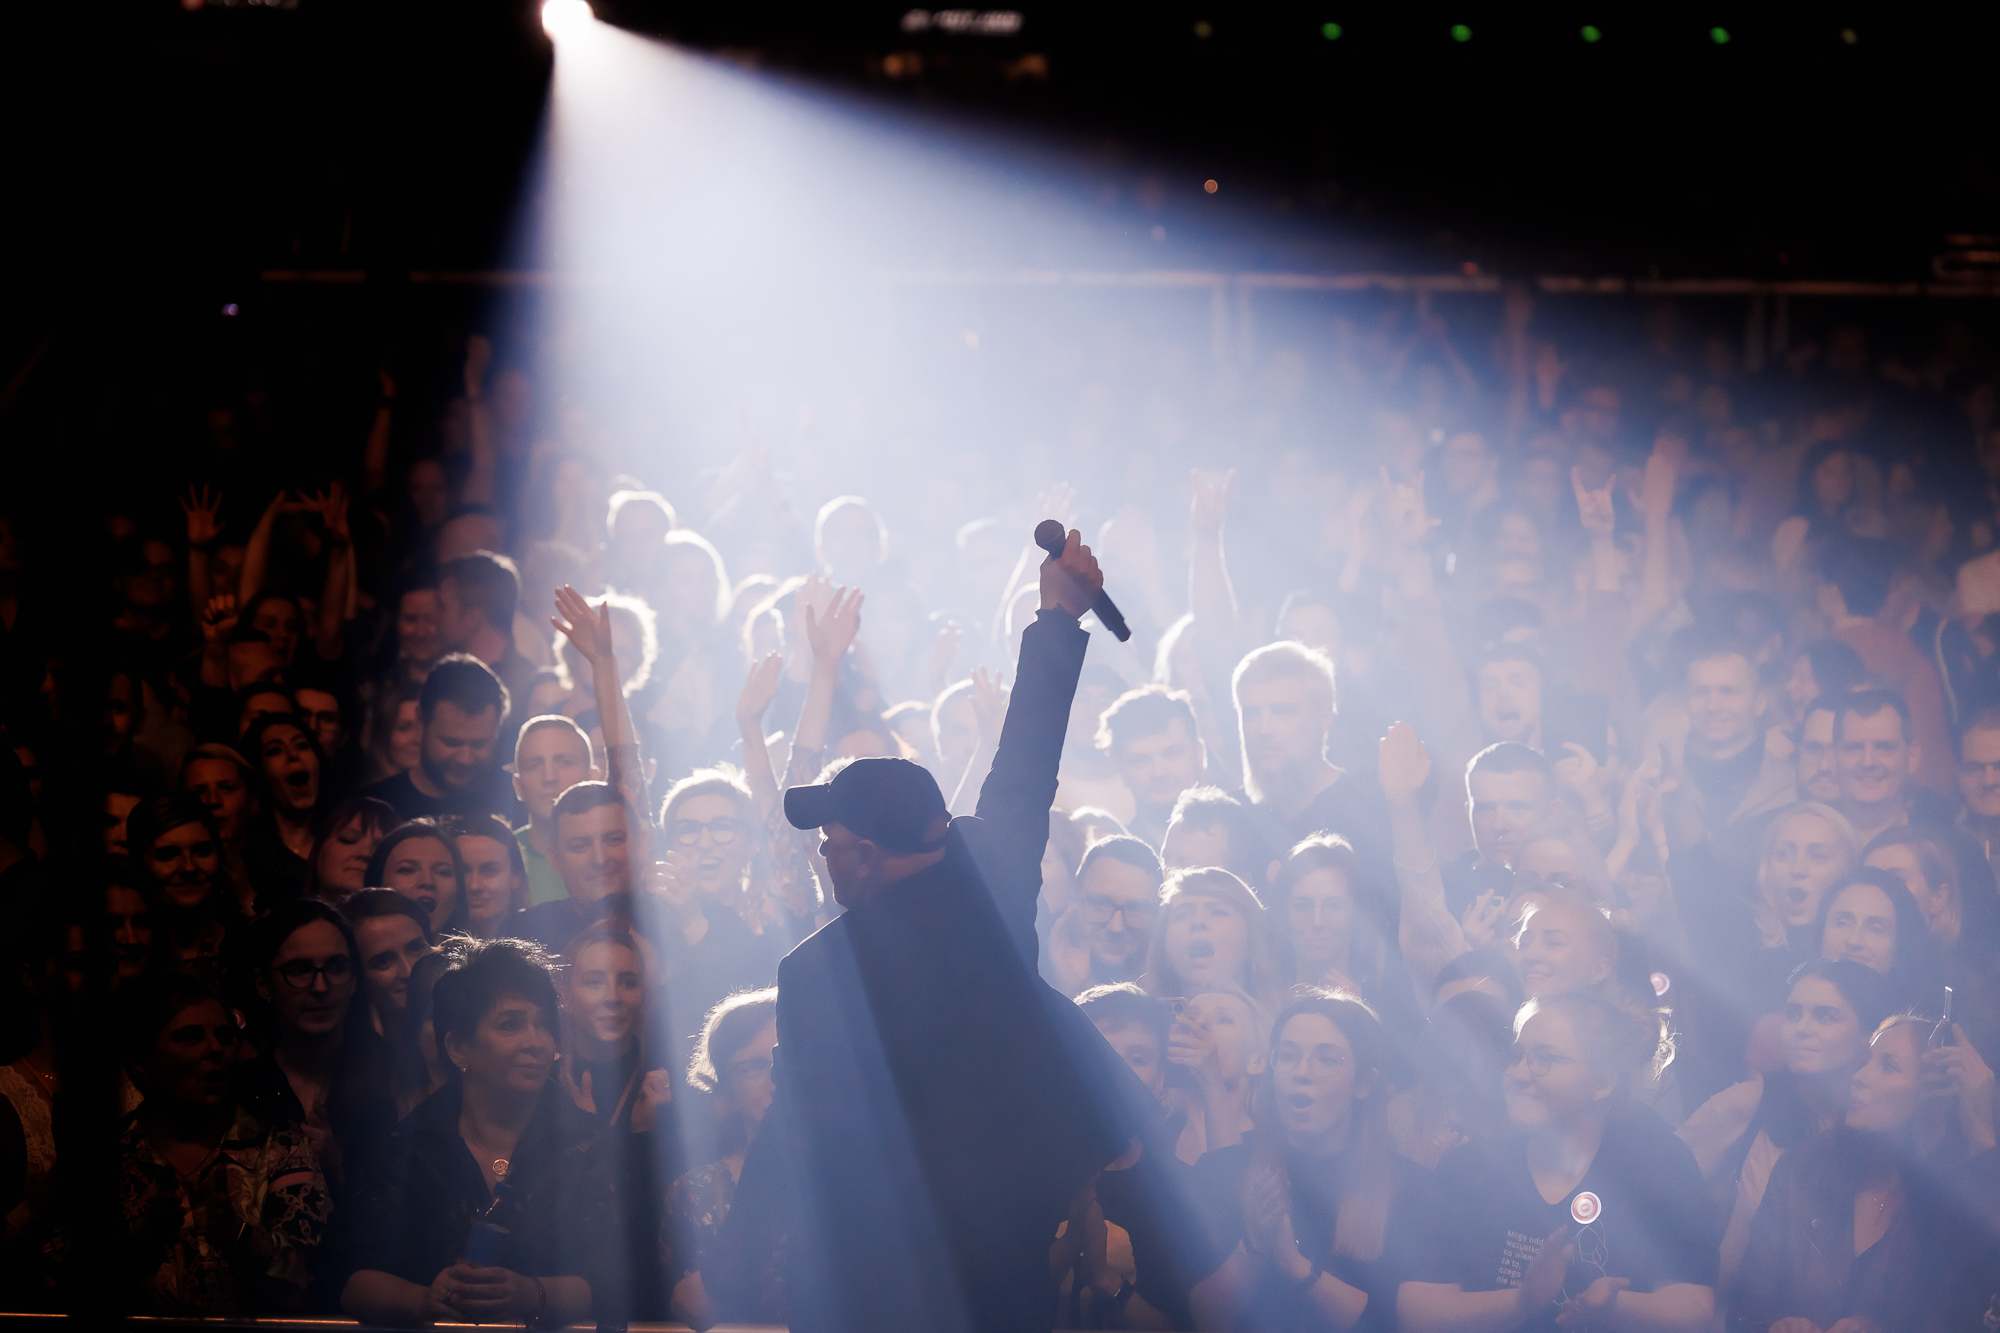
[551,584,612,663]
[736,650,784,725]
[1038,528,1103,621]
[968,666,1008,743]
[632,1069,672,1133]
[201,594,240,644]
[1639,435,1685,523]
[1378,466,1438,547]
[1191,467,1236,538]
[181,485,225,545]
[1378,721,1432,805]
[1460,889,1508,950]
[804,585,864,667]
[1572,465,1616,538]
[1167,1007,1223,1089]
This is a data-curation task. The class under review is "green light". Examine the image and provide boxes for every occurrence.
[1321,21,1343,39]
[1451,23,1471,41]
[1580,24,1601,42]
[1709,26,1730,44]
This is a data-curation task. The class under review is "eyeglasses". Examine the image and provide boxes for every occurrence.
[1510,1046,1580,1078]
[671,818,740,846]
[275,956,355,989]
[724,1056,773,1081]
[1082,895,1157,925]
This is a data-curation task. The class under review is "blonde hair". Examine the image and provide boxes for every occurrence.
[1754,802,1859,949]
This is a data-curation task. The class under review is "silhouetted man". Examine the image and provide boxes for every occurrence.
[714,531,1145,1333]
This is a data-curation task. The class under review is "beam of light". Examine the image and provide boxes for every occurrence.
[541,0,592,40]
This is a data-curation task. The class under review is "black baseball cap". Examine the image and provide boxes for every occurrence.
[783,757,950,853]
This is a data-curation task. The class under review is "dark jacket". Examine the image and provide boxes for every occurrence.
[1733,1130,1992,1333]
[334,1077,655,1322]
[712,609,1148,1333]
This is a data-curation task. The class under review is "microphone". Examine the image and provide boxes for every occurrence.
[1035,519,1132,642]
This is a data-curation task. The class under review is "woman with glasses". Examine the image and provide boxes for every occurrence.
[1400,991,1717,1333]
[653,770,789,1063]
[234,901,396,1193]
[88,974,331,1314]
[1187,989,1433,1333]
[664,987,780,1329]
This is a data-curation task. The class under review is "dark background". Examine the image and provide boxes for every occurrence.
[8,2,1996,288]
[2,2,1993,516]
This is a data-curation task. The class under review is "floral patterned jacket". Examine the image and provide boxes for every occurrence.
[112,1107,330,1315]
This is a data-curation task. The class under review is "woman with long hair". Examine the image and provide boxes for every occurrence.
[1270,834,1422,1039]
[366,819,470,937]
[234,900,395,1191]
[1400,992,1716,1333]
[1143,866,1290,1018]
[664,987,780,1328]
[302,796,398,908]
[1735,1012,1997,1333]
[339,938,648,1326]
[1190,989,1432,1333]
[1811,869,1942,1012]
[343,888,441,1117]
[364,679,425,785]
[556,919,670,1136]
[238,712,326,907]
[1673,959,1894,1291]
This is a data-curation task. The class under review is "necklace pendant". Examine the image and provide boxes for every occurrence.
[493,1158,509,1179]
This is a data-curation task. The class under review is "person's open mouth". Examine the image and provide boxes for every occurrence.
[1185,939,1215,960]
[1287,1092,1314,1110]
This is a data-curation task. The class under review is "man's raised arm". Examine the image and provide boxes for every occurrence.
[970,529,1103,953]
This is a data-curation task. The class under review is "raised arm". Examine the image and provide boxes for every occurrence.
[553,584,650,825]
[1380,721,1468,1008]
[971,530,1100,945]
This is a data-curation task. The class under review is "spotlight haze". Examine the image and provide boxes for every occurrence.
[542,0,592,38]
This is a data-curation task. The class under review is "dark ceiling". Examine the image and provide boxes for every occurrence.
[5,2,1996,299]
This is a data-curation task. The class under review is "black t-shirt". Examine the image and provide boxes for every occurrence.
[358,768,522,826]
[1682,742,1764,829]
[1267,773,1399,928]
[1415,1108,1716,1333]
[1191,1133,1436,1333]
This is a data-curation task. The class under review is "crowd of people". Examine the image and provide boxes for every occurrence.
[5,289,2000,1331]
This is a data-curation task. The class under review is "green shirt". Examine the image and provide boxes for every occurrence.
[516,823,569,905]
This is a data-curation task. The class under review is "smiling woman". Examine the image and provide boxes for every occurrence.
[336,939,652,1326]
[1810,869,1939,1011]
[88,974,331,1315]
